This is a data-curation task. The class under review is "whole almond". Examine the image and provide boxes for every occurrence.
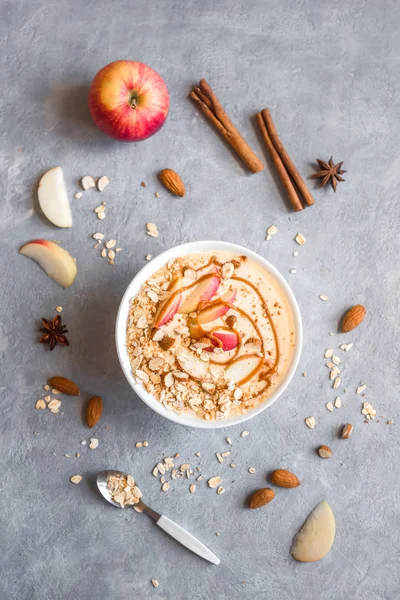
[159,169,185,197]
[341,423,353,439]
[269,469,300,488]
[48,376,80,396]
[249,487,275,509]
[317,445,333,459]
[340,304,366,333]
[86,396,103,428]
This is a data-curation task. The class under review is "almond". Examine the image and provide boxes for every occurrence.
[249,487,275,509]
[48,376,80,396]
[225,315,237,329]
[269,469,300,488]
[341,423,353,439]
[317,445,332,459]
[159,169,185,197]
[86,396,103,428]
[340,304,366,333]
[159,336,175,351]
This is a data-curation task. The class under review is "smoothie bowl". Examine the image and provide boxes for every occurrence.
[116,241,302,428]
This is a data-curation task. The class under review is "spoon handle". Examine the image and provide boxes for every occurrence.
[156,515,220,565]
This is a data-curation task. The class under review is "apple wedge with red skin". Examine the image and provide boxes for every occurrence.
[19,239,77,288]
[197,289,237,325]
[206,328,239,352]
[224,354,263,384]
[179,274,221,314]
[154,292,183,328]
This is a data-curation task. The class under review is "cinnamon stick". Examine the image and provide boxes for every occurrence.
[255,113,303,212]
[261,108,315,207]
[190,79,264,174]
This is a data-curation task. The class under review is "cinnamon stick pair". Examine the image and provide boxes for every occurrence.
[190,79,264,174]
[256,109,315,211]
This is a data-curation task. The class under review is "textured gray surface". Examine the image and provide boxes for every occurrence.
[1,0,399,598]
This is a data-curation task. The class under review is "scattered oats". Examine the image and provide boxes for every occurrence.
[326,401,334,412]
[184,269,197,280]
[160,476,165,484]
[74,191,83,199]
[334,396,341,408]
[151,579,159,588]
[319,295,329,301]
[387,420,393,425]
[266,234,272,241]
[155,192,160,198]
[208,476,222,489]
[230,463,237,469]
[221,262,234,279]
[161,482,170,492]
[156,463,166,475]
[302,372,307,377]
[81,175,96,190]
[293,250,299,257]
[325,348,334,358]
[333,376,341,389]
[105,239,116,249]
[97,175,109,192]
[217,486,225,495]
[216,532,221,536]
[70,475,82,485]
[267,225,278,236]
[344,343,353,352]
[197,475,204,481]
[332,355,341,365]
[248,467,256,474]
[48,399,61,410]
[146,223,159,237]
[76,453,80,458]
[89,437,99,450]
[94,204,105,214]
[143,441,149,447]
[295,233,306,245]
[180,463,190,472]
[35,399,46,410]
[44,395,51,402]
[146,254,152,261]
[290,269,296,274]
[202,382,215,393]
[101,248,107,258]
[80,440,87,445]
[55,306,63,313]
[135,442,143,448]
[152,467,159,477]
[108,250,115,260]
[356,384,367,395]
[226,437,232,445]
[116,247,123,253]
[362,402,376,419]
[51,388,61,395]
[240,431,249,437]
[195,452,201,457]
[43,384,50,391]
[189,484,196,494]
[216,453,224,464]
[97,211,106,220]
[221,451,231,458]
[330,370,337,380]
[305,416,316,429]
[49,407,59,414]
[133,505,143,513]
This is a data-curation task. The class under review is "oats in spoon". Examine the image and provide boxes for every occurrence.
[107,473,143,508]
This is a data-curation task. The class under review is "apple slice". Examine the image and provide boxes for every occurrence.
[179,274,220,314]
[197,289,237,325]
[188,317,204,340]
[224,354,262,384]
[176,346,210,381]
[154,292,182,328]
[209,328,239,352]
[38,167,72,228]
[19,239,77,288]
[291,501,335,563]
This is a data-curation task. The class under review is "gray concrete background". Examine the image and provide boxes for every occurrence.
[1,0,399,598]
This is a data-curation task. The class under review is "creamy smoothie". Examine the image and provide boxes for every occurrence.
[126,251,296,421]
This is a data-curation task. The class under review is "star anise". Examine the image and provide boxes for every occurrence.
[311,157,346,192]
[40,315,69,350]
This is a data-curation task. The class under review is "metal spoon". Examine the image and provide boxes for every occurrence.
[96,470,220,565]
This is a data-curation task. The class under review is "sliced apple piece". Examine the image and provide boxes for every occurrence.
[168,276,183,293]
[38,167,72,228]
[176,346,210,381]
[154,292,182,328]
[291,501,335,563]
[197,289,237,325]
[209,328,239,352]
[19,239,77,288]
[179,274,220,314]
[224,354,262,384]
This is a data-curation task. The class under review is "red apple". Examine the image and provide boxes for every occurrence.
[153,292,182,328]
[197,289,237,324]
[209,328,239,352]
[179,274,221,314]
[89,60,170,142]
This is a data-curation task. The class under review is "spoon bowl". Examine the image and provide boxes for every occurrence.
[96,469,130,508]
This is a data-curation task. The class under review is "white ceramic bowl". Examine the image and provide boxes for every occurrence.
[116,241,302,429]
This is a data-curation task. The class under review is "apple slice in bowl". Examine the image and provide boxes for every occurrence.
[224,354,263,385]
[179,274,220,314]
[197,289,237,324]
[154,292,183,328]
[208,328,240,352]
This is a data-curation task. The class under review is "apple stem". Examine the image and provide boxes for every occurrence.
[131,98,137,109]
